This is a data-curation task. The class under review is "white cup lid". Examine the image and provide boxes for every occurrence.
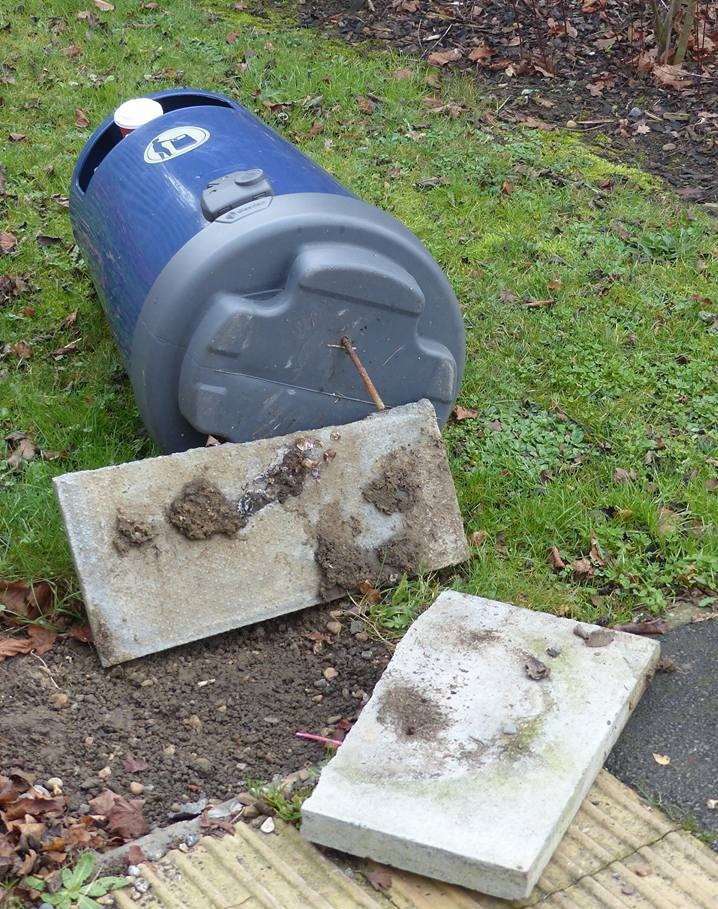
[114,97,164,131]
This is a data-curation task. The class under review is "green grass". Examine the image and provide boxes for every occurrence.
[1,0,717,628]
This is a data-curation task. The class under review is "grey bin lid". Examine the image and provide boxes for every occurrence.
[130,193,465,453]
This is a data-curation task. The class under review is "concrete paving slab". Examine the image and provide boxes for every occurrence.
[301,591,660,900]
[54,400,468,666]
[607,616,718,837]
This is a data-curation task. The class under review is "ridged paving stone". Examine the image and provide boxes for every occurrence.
[112,771,718,908]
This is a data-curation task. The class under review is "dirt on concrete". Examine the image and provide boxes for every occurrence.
[362,451,419,515]
[314,506,423,600]
[0,607,391,828]
[114,513,156,555]
[167,478,244,541]
[376,682,449,742]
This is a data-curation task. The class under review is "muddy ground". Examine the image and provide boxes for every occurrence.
[300,0,718,205]
[0,605,391,828]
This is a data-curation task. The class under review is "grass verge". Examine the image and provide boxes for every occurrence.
[1,0,716,630]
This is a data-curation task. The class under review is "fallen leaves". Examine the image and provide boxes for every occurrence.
[652,752,671,766]
[0,274,28,302]
[614,618,669,636]
[0,231,17,253]
[0,772,108,882]
[0,637,35,661]
[74,108,90,128]
[452,404,478,421]
[93,0,115,10]
[5,432,36,467]
[88,790,149,841]
[427,48,462,67]
[366,863,393,892]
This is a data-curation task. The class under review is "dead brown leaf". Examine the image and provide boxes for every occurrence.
[452,404,478,421]
[469,530,487,547]
[27,625,57,656]
[548,546,566,571]
[428,48,461,67]
[10,340,32,359]
[93,0,115,10]
[74,108,90,128]
[63,44,82,58]
[613,467,636,484]
[6,434,37,468]
[8,134,26,143]
[652,64,691,90]
[89,790,148,841]
[357,96,376,115]
[357,580,381,604]
[0,232,17,253]
[468,45,492,64]
[571,557,594,580]
[393,67,414,80]
[0,637,34,662]
[0,274,28,302]
[366,864,393,892]
[67,623,93,643]
[613,618,668,636]
[122,754,149,773]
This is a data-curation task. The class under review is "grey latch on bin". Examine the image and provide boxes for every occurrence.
[201,169,273,221]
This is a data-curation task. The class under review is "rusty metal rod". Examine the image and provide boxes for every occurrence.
[339,336,386,411]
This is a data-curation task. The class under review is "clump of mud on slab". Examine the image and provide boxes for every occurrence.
[362,450,419,515]
[114,512,156,554]
[239,440,321,518]
[377,682,449,741]
[314,505,422,599]
[167,478,243,540]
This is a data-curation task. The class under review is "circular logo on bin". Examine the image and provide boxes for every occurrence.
[144,126,209,164]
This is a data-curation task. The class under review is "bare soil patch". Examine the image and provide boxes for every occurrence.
[0,606,390,828]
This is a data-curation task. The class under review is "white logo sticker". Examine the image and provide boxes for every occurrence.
[144,126,209,164]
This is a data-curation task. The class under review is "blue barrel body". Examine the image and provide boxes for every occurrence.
[70,88,465,452]
[70,88,351,357]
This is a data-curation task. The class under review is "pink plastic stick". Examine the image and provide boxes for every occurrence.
[295,731,343,748]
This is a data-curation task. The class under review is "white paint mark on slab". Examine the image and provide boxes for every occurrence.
[301,591,660,900]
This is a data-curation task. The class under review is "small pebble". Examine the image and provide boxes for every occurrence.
[163,744,176,757]
[323,667,338,681]
[50,692,70,710]
[628,106,643,119]
[178,842,189,853]
[354,631,369,642]
[546,646,561,658]
[185,832,199,847]
[129,781,144,795]
[501,722,518,735]
[349,619,364,635]
[46,777,63,795]
[260,816,275,834]
[98,766,112,781]
[326,620,342,635]
[134,878,150,894]
[360,650,373,660]
[127,866,141,877]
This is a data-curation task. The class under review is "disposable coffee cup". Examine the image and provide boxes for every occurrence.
[114,98,164,137]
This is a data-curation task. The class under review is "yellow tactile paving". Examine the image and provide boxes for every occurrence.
[114,771,718,909]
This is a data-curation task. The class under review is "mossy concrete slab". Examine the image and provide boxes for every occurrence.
[53,400,468,666]
[301,591,660,899]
